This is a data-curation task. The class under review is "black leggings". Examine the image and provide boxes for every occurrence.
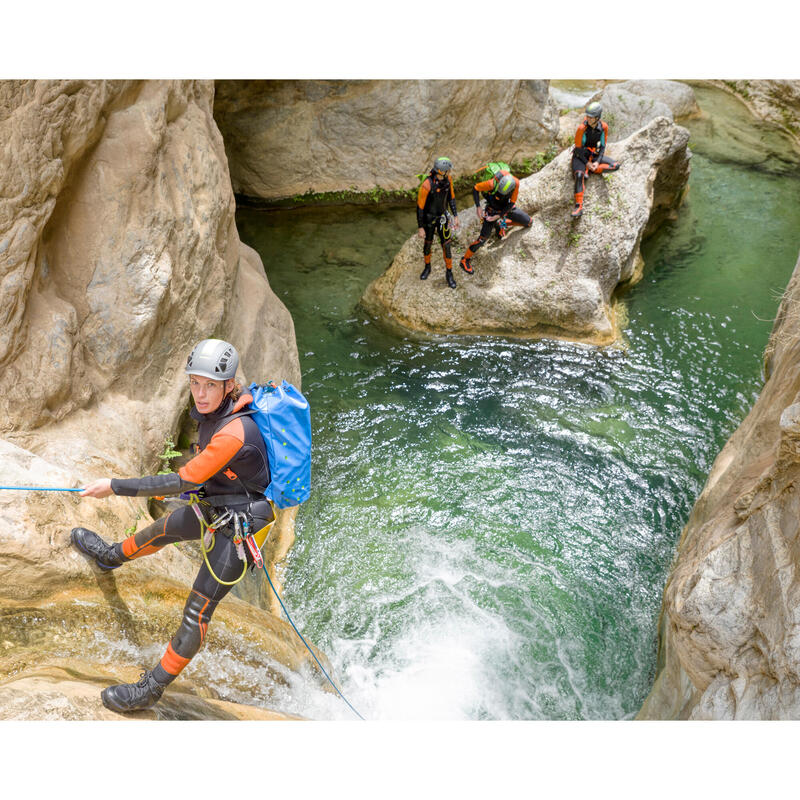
[465,206,532,256]
[422,216,452,261]
[572,152,620,193]
[122,503,273,668]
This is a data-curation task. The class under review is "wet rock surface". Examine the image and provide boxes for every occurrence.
[0,80,315,719]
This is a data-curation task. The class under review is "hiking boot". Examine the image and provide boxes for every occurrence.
[71,527,124,570]
[420,264,431,280]
[446,269,457,289]
[101,670,166,713]
[570,203,583,219]
[459,257,473,274]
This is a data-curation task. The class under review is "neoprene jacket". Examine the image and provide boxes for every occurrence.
[472,173,520,215]
[574,119,609,162]
[417,173,458,227]
[111,393,270,503]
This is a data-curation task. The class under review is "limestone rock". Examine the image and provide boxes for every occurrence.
[609,80,700,120]
[0,669,300,720]
[587,84,673,141]
[360,116,690,345]
[555,80,698,149]
[213,80,560,201]
[638,250,800,720]
[0,80,311,719]
[705,80,800,149]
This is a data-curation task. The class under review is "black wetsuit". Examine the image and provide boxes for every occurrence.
[108,391,274,684]
[417,172,458,268]
[462,173,532,262]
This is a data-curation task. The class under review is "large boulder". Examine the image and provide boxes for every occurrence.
[213,80,560,201]
[557,80,699,147]
[639,251,800,720]
[0,80,320,718]
[589,81,699,141]
[360,116,691,345]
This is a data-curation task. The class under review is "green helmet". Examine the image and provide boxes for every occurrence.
[185,338,239,381]
[585,101,602,118]
[433,157,453,175]
[494,174,516,197]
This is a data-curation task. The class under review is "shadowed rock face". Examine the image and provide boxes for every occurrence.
[705,80,800,150]
[638,251,800,720]
[360,116,690,345]
[213,79,560,201]
[0,80,319,719]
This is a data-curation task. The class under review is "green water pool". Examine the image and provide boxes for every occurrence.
[233,85,800,719]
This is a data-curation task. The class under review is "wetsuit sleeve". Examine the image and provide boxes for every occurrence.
[416,179,430,227]
[575,123,585,149]
[110,419,246,497]
[510,177,520,205]
[473,180,494,207]
[448,176,457,216]
[111,472,195,497]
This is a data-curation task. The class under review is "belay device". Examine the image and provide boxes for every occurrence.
[247,380,311,508]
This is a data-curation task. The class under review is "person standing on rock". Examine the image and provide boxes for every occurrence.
[417,157,460,289]
[459,166,532,275]
[71,338,276,713]
[570,101,621,219]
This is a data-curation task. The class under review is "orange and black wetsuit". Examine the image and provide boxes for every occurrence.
[417,171,458,272]
[572,118,620,212]
[107,391,273,688]
[461,172,532,264]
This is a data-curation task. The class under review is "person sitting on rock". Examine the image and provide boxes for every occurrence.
[72,338,275,713]
[571,101,621,219]
[459,166,532,275]
[417,156,460,289]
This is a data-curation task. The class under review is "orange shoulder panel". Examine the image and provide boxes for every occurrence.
[178,418,245,485]
[448,175,455,199]
[575,123,586,148]
[417,178,431,209]
[474,179,495,193]
[510,176,520,205]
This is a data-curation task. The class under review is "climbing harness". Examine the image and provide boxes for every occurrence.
[0,486,82,492]
[188,498,273,587]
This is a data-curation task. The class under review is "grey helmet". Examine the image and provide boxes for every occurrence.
[585,101,602,119]
[494,174,516,197]
[185,339,239,381]
[433,157,453,175]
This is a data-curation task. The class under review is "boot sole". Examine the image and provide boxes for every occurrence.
[71,530,121,571]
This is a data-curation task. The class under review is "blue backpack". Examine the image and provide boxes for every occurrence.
[247,381,312,508]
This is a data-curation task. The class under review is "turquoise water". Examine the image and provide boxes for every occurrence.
[234,89,800,719]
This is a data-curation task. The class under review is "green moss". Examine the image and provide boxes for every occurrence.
[241,145,562,210]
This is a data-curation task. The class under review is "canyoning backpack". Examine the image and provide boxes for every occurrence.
[246,381,312,509]
[482,161,511,185]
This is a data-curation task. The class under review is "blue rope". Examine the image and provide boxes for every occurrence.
[259,560,365,720]
[0,486,82,492]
